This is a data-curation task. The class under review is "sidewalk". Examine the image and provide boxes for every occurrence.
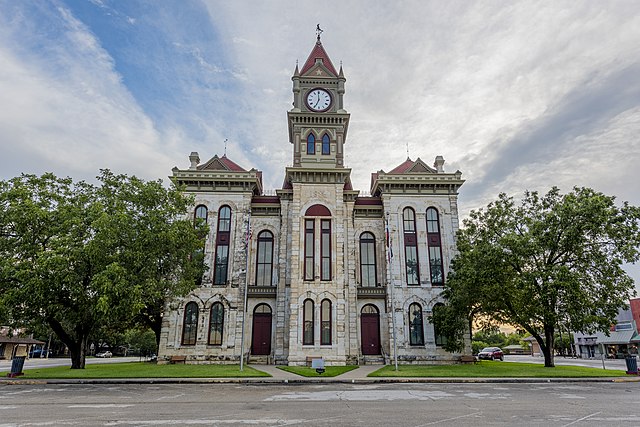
[2,362,639,385]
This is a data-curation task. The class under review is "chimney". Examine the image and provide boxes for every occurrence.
[189,152,200,170]
[434,156,445,173]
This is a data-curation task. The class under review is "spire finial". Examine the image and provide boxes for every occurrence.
[406,141,410,159]
[316,24,323,42]
[224,138,228,156]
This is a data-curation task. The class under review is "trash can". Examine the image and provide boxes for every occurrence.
[7,356,26,378]
[625,355,638,375]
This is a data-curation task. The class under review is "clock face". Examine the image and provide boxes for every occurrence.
[306,88,332,112]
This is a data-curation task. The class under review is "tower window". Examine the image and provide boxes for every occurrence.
[303,205,332,281]
[359,232,377,287]
[304,219,315,280]
[307,133,316,155]
[320,219,331,281]
[322,133,330,155]
[255,230,274,286]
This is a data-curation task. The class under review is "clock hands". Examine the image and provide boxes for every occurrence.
[314,91,321,109]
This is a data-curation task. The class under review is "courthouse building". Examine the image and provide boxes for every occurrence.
[158,34,467,365]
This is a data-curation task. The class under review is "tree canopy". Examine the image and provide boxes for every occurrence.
[433,187,640,367]
[0,171,206,368]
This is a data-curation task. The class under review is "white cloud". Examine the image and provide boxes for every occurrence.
[0,3,184,183]
[1,0,638,287]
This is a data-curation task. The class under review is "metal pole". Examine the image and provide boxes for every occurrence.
[386,212,398,371]
[46,333,52,359]
[239,208,251,371]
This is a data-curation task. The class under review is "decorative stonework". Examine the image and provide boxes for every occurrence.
[158,36,469,366]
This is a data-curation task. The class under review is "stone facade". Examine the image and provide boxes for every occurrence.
[158,37,468,365]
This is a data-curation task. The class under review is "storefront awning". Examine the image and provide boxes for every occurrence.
[595,330,638,345]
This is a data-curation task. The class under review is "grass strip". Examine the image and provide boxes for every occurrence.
[369,360,628,378]
[277,365,358,377]
[1,362,270,379]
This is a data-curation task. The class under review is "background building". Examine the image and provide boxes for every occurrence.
[573,298,640,359]
[158,36,466,365]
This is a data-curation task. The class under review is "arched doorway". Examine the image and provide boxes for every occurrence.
[251,304,272,355]
[361,304,381,355]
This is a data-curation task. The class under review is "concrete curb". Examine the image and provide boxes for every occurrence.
[2,376,640,386]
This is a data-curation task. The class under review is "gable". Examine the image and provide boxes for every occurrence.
[197,155,247,172]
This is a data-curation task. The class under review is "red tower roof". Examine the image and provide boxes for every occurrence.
[300,40,338,76]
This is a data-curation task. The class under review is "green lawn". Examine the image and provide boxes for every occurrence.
[1,362,270,379]
[277,365,358,377]
[369,360,628,378]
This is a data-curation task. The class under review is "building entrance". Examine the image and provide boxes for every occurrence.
[251,304,272,355]
[361,304,381,355]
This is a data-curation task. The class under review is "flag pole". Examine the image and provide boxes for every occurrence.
[239,207,251,371]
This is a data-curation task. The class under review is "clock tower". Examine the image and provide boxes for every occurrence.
[288,33,349,169]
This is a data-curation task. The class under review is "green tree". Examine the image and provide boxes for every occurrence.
[0,171,206,368]
[123,328,158,357]
[434,187,640,367]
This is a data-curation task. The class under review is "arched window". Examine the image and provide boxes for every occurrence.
[321,299,332,345]
[208,302,224,345]
[255,230,274,286]
[304,219,315,280]
[321,133,330,155]
[362,304,379,315]
[433,303,447,347]
[182,302,198,345]
[320,220,331,281]
[303,299,314,345]
[255,303,272,314]
[403,208,419,285]
[194,205,208,225]
[359,232,377,287]
[307,133,316,155]
[426,207,444,286]
[408,302,424,346]
[214,206,231,285]
[303,204,332,281]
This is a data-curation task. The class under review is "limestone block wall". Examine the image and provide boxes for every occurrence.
[380,192,463,363]
[286,181,354,365]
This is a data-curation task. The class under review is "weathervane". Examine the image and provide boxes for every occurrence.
[224,138,228,156]
[316,24,323,41]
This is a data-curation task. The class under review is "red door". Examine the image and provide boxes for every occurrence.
[251,313,272,355]
[361,312,381,355]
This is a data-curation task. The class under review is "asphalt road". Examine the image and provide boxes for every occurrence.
[1,382,639,426]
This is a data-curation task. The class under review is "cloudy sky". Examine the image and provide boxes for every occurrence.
[1,1,639,285]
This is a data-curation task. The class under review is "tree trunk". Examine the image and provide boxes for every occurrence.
[47,316,89,369]
[69,341,87,369]
[543,325,555,367]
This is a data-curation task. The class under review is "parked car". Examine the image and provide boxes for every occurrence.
[28,348,49,358]
[95,351,112,358]
[478,347,504,361]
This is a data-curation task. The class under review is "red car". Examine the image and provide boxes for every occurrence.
[478,347,504,361]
